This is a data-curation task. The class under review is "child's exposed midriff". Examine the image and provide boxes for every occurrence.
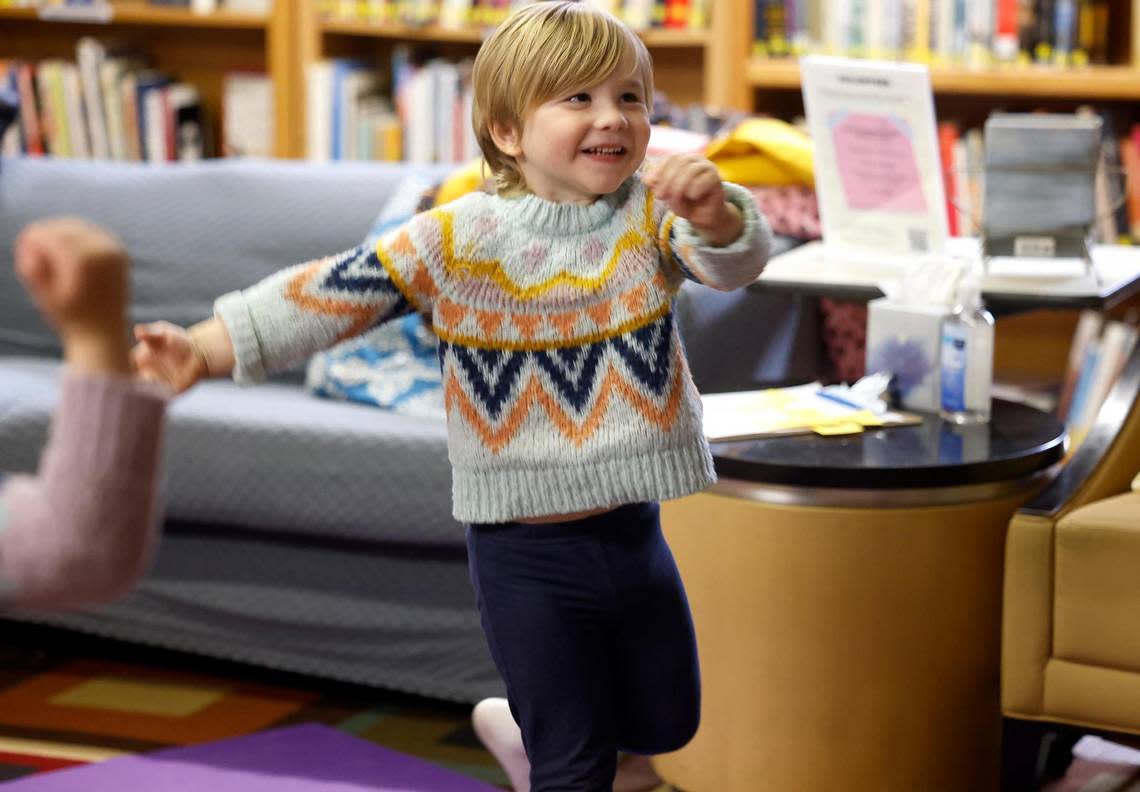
[516,506,614,525]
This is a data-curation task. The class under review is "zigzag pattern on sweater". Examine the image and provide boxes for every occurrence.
[439,313,681,450]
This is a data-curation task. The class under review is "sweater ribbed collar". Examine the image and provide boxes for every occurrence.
[503,178,635,236]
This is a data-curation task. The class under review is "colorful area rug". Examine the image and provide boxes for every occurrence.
[0,723,498,791]
[0,621,509,788]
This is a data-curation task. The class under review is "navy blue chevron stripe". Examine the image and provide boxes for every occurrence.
[668,228,700,283]
[445,344,528,420]
[320,244,405,297]
[610,313,673,395]
[533,341,606,412]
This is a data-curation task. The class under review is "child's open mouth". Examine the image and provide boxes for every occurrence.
[582,146,626,160]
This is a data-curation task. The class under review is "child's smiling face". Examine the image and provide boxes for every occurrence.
[497,54,650,205]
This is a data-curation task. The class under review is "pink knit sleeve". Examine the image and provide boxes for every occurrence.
[0,370,168,610]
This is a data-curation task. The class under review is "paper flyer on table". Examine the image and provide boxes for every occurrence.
[701,383,921,442]
[800,56,948,258]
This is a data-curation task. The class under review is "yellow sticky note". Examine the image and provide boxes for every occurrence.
[813,422,865,436]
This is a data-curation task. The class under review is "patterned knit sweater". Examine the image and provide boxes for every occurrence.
[215,176,771,523]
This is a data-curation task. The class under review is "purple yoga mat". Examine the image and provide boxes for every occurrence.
[2,723,500,791]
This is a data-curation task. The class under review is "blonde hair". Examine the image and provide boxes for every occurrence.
[471,1,654,196]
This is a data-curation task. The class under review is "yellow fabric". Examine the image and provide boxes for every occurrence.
[434,158,491,206]
[1055,493,1140,672]
[1043,659,1140,735]
[704,117,815,187]
[1001,513,1056,715]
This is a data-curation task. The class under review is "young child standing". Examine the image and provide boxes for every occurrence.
[132,3,771,789]
[3,218,167,609]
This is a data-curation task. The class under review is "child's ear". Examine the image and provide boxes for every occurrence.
[489,121,522,158]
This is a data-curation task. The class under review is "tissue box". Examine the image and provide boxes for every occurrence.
[864,298,951,413]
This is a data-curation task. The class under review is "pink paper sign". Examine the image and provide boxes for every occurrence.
[831,112,928,213]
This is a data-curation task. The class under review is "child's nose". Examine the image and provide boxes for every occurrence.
[594,104,629,129]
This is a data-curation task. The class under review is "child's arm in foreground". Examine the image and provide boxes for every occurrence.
[644,153,773,290]
[1,218,167,610]
[133,217,437,393]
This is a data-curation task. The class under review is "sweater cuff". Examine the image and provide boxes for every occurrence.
[671,182,773,290]
[672,182,771,256]
[215,290,268,385]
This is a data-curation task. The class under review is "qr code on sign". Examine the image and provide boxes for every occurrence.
[907,228,929,252]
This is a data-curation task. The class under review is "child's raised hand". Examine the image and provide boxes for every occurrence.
[644,153,743,247]
[14,217,131,375]
[131,321,205,394]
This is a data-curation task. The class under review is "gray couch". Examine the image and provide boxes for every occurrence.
[0,156,824,704]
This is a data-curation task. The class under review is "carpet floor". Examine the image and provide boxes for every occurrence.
[0,620,510,788]
[1,620,1134,791]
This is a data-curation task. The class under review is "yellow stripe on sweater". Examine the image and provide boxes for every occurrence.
[434,192,657,301]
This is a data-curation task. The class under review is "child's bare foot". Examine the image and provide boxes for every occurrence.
[472,697,530,792]
[472,697,666,792]
[614,753,664,792]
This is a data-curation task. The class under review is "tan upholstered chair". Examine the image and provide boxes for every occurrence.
[1002,346,1140,788]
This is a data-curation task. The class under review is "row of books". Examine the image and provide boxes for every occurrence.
[303,47,733,164]
[0,39,275,161]
[1060,310,1139,442]
[305,51,477,164]
[318,0,710,31]
[754,0,1112,68]
[936,114,1140,245]
[0,0,269,13]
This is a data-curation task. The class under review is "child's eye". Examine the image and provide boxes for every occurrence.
[622,92,644,104]
[567,93,591,104]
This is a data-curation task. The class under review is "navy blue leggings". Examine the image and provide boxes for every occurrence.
[466,501,700,792]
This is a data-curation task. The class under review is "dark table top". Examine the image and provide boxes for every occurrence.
[711,399,1066,489]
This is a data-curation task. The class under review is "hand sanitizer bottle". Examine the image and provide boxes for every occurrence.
[940,276,994,424]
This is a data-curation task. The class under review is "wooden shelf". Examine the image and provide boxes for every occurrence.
[0,2,266,29]
[318,18,708,47]
[747,58,1140,100]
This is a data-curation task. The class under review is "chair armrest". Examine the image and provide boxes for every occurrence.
[1001,511,1058,717]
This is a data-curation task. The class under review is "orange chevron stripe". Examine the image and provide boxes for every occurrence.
[437,299,466,331]
[549,311,579,339]
[621,283,648,314]
[586,299,612,327]
[476,310,504,336]
[511,314,542,340]
[283,260,380,338]
[444,363,684,452]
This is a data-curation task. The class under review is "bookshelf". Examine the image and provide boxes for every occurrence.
[295,1,743,159]
[0,0,296,157]
[739,0,1140,120]
[3,0,1140,159]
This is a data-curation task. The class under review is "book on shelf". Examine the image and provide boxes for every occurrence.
[1061,312,1139,443]
[753,0,1111,67]
[223,71,272,158]
[0,41,223,161]
[322,0,710,31]
[306,53,478,164]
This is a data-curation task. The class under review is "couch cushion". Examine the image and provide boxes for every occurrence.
[1054,492,1140,672]
[0,357,458,545]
